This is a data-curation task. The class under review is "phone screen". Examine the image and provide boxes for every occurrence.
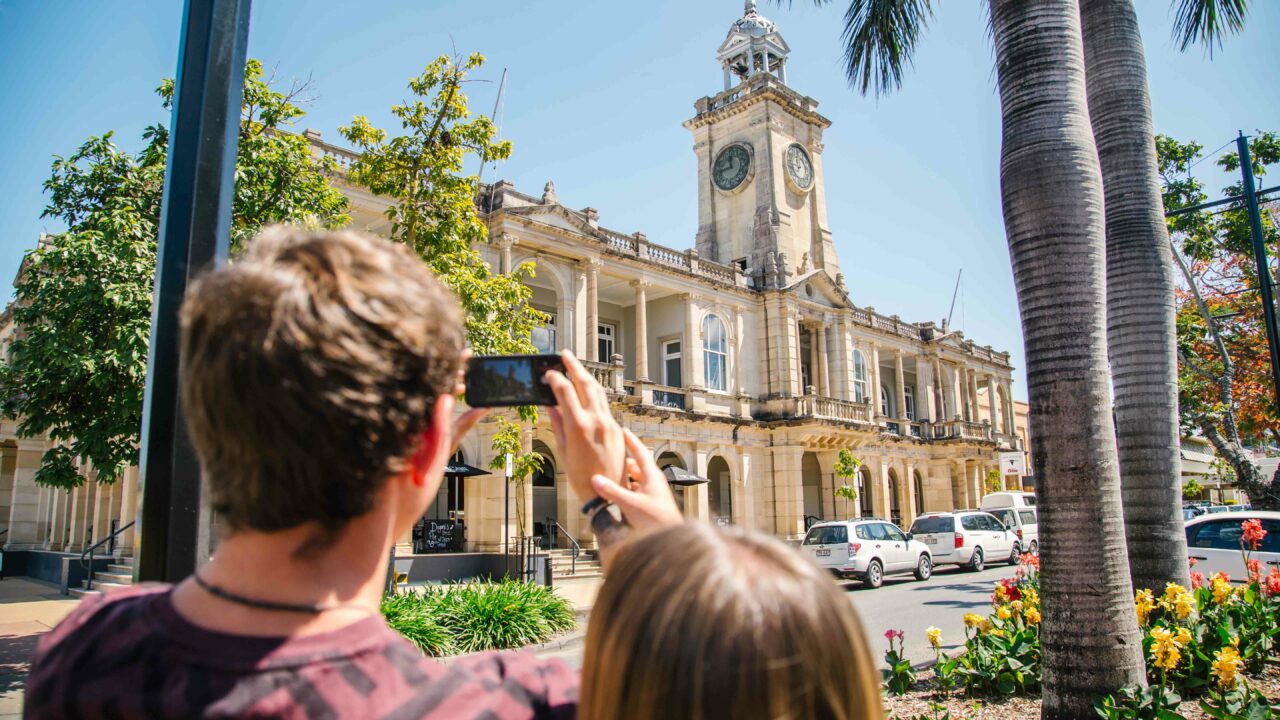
[464,354,565,407]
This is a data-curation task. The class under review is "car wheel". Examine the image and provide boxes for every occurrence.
[969,548,985,572]
[1029,540,1039,556]
[914,554,932,581]
[865,559,884,588]
[1008,542,1021,565]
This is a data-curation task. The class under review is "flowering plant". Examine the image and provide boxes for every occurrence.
[882,629,916,696]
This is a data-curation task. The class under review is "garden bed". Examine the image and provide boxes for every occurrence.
[885,665,1279,719]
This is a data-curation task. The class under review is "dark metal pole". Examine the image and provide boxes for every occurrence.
[135,0,251,583]
[1237,132,1280,410]
[504,454,511,575]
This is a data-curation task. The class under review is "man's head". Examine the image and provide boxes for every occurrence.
[179,227,464,546]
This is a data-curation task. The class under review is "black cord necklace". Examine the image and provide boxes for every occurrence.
[192,573,375,615]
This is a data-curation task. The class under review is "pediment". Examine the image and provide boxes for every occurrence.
[502,204,598,238]
[785,269,851,308]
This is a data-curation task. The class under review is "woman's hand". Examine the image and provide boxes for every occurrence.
[590,428,684,534]
[450,349,487,455]
[545,351,626,502]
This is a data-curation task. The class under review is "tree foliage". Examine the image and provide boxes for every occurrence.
[1164,130,1280,506]
[0,60,349,489]
[338,53,546,497]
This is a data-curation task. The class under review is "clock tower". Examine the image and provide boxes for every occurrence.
[684,1,840,288]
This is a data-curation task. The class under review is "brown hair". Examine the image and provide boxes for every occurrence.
[580,523,885,720]
[179,227,463,541]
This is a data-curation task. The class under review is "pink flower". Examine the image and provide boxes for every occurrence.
[1266,569,1280,596]
[1242,519,1266,551]
[1188,557,1198,568]
[1248,558,1262,584]
[1191,571,1205,590]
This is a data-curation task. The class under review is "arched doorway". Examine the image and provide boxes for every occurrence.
[913,470,925,517]
[858,466,874,518]
[801,452,823,524]
[707,456,732,526]
[656,451,687,514]
[887,468,902,527]
[531,441,557,547]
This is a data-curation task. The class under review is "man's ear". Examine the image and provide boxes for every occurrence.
[411,394,456,486]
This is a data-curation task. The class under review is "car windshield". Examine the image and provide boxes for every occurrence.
[803,525,846,545]
[911,516,954,534]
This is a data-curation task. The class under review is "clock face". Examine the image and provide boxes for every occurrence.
[785,144,814,190]
[712,144,751,191]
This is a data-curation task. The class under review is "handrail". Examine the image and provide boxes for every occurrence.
[80,520,135,592]
[546,517,580,576]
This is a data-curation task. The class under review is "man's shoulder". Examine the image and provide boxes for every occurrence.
[39,583,168,652]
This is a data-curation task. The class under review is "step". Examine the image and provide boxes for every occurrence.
[553,571,604,583]
[93,572,134,585]
[82,580,132,592]
[107,563,134,575]
[69,588,101,599]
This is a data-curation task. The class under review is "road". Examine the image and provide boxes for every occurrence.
[535,561,1017,670]
[843,562,1017,666]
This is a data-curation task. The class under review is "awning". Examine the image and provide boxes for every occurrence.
[664,465,709,487]
[444,462,490,478]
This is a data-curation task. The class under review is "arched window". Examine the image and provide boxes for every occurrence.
[881,384,892,417]
[904,386,916,421]
[703,314,728,392]
[852,350,868,403]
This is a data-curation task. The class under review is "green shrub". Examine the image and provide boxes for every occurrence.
[382,579,575,657]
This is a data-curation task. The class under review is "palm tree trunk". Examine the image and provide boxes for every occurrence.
[988,1,1148,716]
[1080,0,1192,594]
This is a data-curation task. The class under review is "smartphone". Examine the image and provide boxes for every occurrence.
[464,354,566,407]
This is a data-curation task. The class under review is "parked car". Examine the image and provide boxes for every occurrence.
[1204,505,1232,515]
[909,510,1021,572]
[981,494,1040,556]
[800,519,933,588]
[1183,508,1200,521]
[1184,510,1280,583]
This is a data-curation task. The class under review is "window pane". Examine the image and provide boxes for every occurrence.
[911,516,954,534]
[705,351,726,391]
[665,357,682,387]
[961,516,980,531]
[1019,510,1037,525]
[884,525,907,542]
[1262,520,1280,553]
[856,525,871,540]
[1189,521,1243,550]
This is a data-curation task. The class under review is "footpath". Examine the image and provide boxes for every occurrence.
[0,578,79,718]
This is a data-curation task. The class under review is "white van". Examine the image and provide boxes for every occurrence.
[981,492,1040,555]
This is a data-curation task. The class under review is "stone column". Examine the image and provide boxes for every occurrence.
[986,374,1000,433]
[496,234,517,275]
[806,324,820,394]
[920,360,937,422]
[894,351,907,422]
[970,461,983,508]
[688,447,711,523]
[817,323,830,397]
[6,442,47,549]
[632,281,650,381]
[875,458,893,521]
[684,294,705,390]
[870,343,883,418]
[736,452,755,529]
[950,365,963,420]
[571,265,587,356]
[585,260,600,361]
[903,462,918,526]
[968,370,981,423]
[772,446,806,538]
[733,306,746,395]
[118,466,140,557]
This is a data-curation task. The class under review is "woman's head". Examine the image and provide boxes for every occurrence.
[580,523,884,720]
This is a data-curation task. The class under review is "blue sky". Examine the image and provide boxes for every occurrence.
[0,0,1276,399]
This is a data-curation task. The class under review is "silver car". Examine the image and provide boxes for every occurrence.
[800,519,933,588]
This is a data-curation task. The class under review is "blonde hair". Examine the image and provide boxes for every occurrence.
[579,523,885,720]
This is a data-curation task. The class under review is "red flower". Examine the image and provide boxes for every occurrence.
[1242,519,1267,551]
[999,578,1022,601]
[1266,568,1280,596]
[1248,558,1262,584]
[1020,553,1040,571]
[1191,571,1205,590]
[1188,557,1198,568]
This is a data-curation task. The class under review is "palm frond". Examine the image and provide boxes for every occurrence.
[829,0,936,97]
[1171,0,1248,56]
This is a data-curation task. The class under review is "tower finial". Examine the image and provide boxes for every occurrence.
[745,0,757,14]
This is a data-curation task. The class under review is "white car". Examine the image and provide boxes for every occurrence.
[800,519,933,588]
[909,511,1021,571]
[1185,510,1280,583]
[984,505,1040,556]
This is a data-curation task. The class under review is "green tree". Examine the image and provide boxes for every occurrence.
[833,449,862,518]
[1181,478,1204,501]
[0,60,349,489]
[1164,131,1280,508]
[338,53,547,504]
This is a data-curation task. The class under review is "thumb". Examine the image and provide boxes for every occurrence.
[591,474,642,509]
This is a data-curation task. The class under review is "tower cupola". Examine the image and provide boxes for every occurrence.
[718,1,791,90]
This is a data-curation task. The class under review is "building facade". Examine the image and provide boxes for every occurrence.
[0,2,1022,562]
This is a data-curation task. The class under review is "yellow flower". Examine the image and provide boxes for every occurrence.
[1212,644,1243,690]
[963,613,984,629]
[1136,589,1155,626]
[1010,600,1024,614]
[994,584,1009,603]
[1148,626,1188,672]
[1025,607,1041,625]
[1173,591,1195,621]
[979,619,995,634]
[997,605,1012,620]
[1022,587,1039,608]
[926,626,941,648]
[1211,575,1234,605]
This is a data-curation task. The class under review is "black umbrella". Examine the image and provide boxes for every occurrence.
[445,462,490,478]
[663,465,709,487]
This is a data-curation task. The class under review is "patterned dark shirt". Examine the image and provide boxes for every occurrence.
[24,584,578,719]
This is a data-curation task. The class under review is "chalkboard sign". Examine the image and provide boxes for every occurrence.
[413,519,464,554]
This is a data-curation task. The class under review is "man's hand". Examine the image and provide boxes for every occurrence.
[590,428,684,533]
[451,350,487,455]
[545,351,626,502]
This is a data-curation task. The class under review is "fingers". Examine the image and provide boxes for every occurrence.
[622,428,661,487]
[545,368,586,424]
[560,351,603,413]
[454,408,487,439]
[454,349,473,397]
[592,474,641,510]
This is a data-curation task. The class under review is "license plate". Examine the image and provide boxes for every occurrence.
[923,537,937,544]
[816,549,831,557]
